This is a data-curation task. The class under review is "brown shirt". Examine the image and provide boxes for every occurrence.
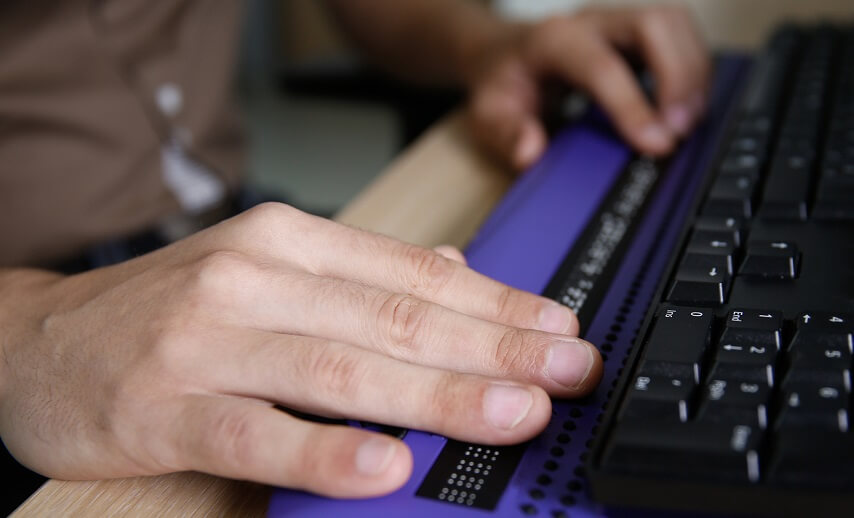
[0,0,246,267]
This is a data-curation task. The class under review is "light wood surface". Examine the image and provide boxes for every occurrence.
[14,2,854,515]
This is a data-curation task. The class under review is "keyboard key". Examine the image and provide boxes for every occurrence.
[679,252,733,277]
[777,383,850,432]
[759,160,811,220]
[714,340,778,366]
[641,307,714,382]
[738,241,799,279]
[696,378,771,429]
[708,363,776,388]
[791,312,854,362]
[667,252,732,305]
[705,175,757,218]
[604,421,764,483]
[619,371,696,423]
[783,368,852,390]
[719,309,783,350]
[667,277,727,306]
[686,232,737,264]
[788,316,853,372]
[693,215,744,247]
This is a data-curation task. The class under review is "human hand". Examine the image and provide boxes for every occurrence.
[466,5,711,169]
[0,203,601,497]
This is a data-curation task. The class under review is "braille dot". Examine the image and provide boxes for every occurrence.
[567,479,583,492]
[560,494,576,507]
[563,420,577,431]
[544,460,559,471]
[615,314,627,323]
[601,353,609,362]
[529,488,545,500]
[520,503,538,515]
[605,333,618,342]
[601,343,613,352]
[536,474,553,486]
[611,324,623,332]
[550,446,565,457]
[557,433,570,444]
[552,510,568,518]
[569,408,583,418]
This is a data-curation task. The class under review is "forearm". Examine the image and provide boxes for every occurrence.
[323,0,526,86]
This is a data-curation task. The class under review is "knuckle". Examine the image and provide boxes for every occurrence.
[493,328,535,376]
[206,408,259,470]
[427,371,466,426]
[376,292,428,354]
[399,245,455,297]
[304,347,366,404]
[493,285,516,321]
[239,201,298,229]
[188,250,254,302]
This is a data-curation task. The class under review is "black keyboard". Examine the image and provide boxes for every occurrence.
[589,25,854,516]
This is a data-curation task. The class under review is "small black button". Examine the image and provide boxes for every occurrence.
[738,241,799,279]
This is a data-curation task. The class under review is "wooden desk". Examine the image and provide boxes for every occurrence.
[12,112,513,517]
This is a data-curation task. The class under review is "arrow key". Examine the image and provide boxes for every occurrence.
[739,241,799,279]
[667,253,733,305]
[720,309,784,351]
[715,340,778,367]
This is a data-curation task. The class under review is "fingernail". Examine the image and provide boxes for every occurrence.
[664,103,692,135]
[639,122,673,150]
[355,438,396,476]
[514,132,542,168]
[483,384,533,430]
[545,340,594,389]
[538,303,574,334]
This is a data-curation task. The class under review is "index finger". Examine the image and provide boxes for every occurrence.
[229,204,580,336]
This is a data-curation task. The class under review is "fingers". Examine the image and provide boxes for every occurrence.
[170,394,412,497]
[218,268,598,395]
[242,206,579,337]
[587,7,711,136]
[466,59,548,169]
[213,336,553,444]
[522,6,711,155]
[532,19,675,155]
